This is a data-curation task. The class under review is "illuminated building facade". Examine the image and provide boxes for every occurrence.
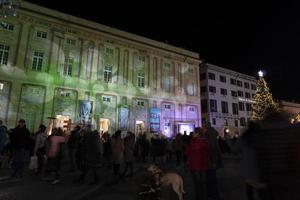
[0,1,201,137]
[200,63,256,136]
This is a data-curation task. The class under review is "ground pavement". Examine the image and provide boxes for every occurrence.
[0,156,246,200]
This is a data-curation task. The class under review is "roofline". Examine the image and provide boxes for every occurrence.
[203,63,257,81]
[19,1,200,61]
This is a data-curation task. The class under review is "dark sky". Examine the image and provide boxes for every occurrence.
[26,0,300,102]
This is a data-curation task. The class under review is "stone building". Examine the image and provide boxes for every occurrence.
[200,63,257,136]
[0,1,201,137]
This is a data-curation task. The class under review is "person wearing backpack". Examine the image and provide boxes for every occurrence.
[34,124,47,175]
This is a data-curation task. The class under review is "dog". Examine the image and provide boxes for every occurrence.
[147,164,185,200]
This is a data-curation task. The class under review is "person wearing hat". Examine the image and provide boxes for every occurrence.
[10,119,30,179]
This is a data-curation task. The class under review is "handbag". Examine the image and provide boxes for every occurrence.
[28,156,38,170]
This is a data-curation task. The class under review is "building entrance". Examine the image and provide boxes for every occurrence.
[56,115,71,132]
[135,120,145,136]
[99,118,110,133]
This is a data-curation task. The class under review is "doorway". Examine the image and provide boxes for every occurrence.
[99,118,110,133]
[135,120,145,136]
[56,115,70,132]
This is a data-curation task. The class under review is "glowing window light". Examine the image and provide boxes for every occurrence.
[0,83,3,90]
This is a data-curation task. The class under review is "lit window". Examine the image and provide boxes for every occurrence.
[63,57,73,76]
[0,44,9,65]
[0,83,4,90]
[36,31,47,39]
[32,51,44,71]
[104,65,112,82]
[137,73,145,88]
[1,22,14,31]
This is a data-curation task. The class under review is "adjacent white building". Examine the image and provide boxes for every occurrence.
[200,63,257,136]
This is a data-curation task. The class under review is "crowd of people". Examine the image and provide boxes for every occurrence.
[1,111,299,200]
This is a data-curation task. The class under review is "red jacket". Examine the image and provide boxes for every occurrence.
[186,137,209,171]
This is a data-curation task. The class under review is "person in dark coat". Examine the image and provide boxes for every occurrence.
[67,125,81,172]
[121,131,135,177]
[203,121,223,200]
[76,127,100,184]
[10,119,30,179]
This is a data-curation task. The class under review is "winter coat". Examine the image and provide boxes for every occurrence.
[204,127,223,169]
[111,137,124,164]
[124,135,135,162]
[0,125,7,152]
[82,131,101,163]
[185,137,209,171]
[10,126,30,149]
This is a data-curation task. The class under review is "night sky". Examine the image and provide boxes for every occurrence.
[26,0,300,102]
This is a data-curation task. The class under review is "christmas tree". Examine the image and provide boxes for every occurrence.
[251,71,278,120]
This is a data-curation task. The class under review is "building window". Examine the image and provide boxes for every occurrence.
[200,73,206,80]
[103,96,111,102]
[252,93,255,98]
[221,101,228,113]
[36,31,47,39]
[188,68,194,74]
[219,75,226,83]
[232,103,239,115]
[251,84,257,90]
[238,91,244,97]
[220,88,227,95]
[245,92,251,98]
[210,99,218,112]
[104,65,112,82]
[63,57,73,76]
[212,118,216,125]
[235,120,239,127]
[0,82,4,90]
[201,99,208,113]
[231,91,237,97]
[239,102,245,111]
[137,72,145,88]
[244,82,250,89]
[209,86,216,93]
[164,104,171,109]
[208,72,215,80]
[246,103,252,111]
[105,48,114,55]
[237,80,243,87]
[137,101,145,107]
[240,117,246,126]
[200,86,207,93]
[66,38,76,45]
[230,78,236,85]
[32,51,44,71]
[0,44,9,65]
[1,22,14,31]
[189,106,195,112]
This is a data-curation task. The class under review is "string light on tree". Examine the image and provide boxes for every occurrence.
[251,69,278,120]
